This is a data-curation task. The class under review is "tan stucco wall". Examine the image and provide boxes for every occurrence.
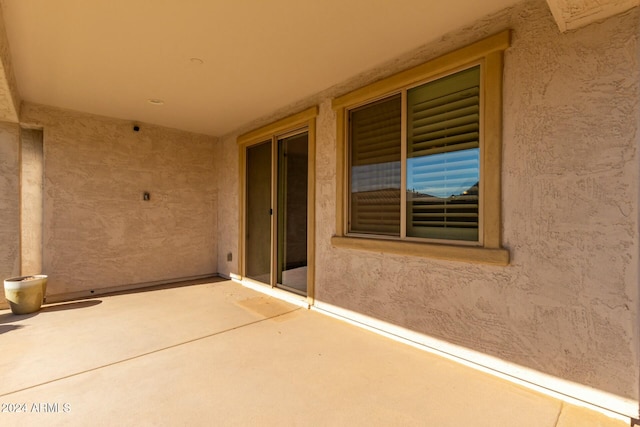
[0,5,19,122]
[217,132,239,278]
[218,0,639,404]
[20,128,43,276]
[0,121,20,280]
[19,103,219,297]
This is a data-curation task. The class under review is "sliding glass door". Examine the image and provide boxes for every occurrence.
[276,132,308,295]
[245,131,308,296]
[245,140,272,284]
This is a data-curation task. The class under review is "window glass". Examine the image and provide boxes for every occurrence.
[406,66,480,241]
[347,66,481,243]
[349,95,402,235]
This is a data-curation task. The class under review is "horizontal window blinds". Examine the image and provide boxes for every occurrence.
[406,66,480,241]
[350,95,401,235]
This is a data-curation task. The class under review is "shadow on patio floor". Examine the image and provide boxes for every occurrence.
[41,300,102,313]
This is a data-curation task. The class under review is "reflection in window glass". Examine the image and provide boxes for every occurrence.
[406,66,480,241]
[346,65,481,242]
[349,95,401,236]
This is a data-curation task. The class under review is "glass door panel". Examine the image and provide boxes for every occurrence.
[277,132,308,295]
[245,140,272,284]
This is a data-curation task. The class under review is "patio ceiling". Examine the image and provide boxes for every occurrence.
[0,0,635,136]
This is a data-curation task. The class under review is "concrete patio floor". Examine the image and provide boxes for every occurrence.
[0,278,629,426]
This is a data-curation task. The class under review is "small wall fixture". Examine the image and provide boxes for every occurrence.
[143,192,150,201]
[147,99,164,106]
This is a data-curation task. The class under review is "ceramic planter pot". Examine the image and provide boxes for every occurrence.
[3,275,47,315]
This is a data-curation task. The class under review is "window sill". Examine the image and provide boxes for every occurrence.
[331,236,510,266]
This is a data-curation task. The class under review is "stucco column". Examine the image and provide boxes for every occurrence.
[0,121,20,281]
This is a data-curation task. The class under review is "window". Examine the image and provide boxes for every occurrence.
[350,66,480,242]
[350,94,402,236]
[332,31,510,265]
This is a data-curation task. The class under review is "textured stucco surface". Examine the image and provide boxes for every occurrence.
[546,0,638,31]
[216,132,239,279]
[499,0,638,399]
[217,0,639,404]
[0,4,19,121]
[0,121,20,280]
[20,103,218,297]
[20,128,43,275]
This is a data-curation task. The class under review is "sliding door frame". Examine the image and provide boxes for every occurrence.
[237,106,318,305]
